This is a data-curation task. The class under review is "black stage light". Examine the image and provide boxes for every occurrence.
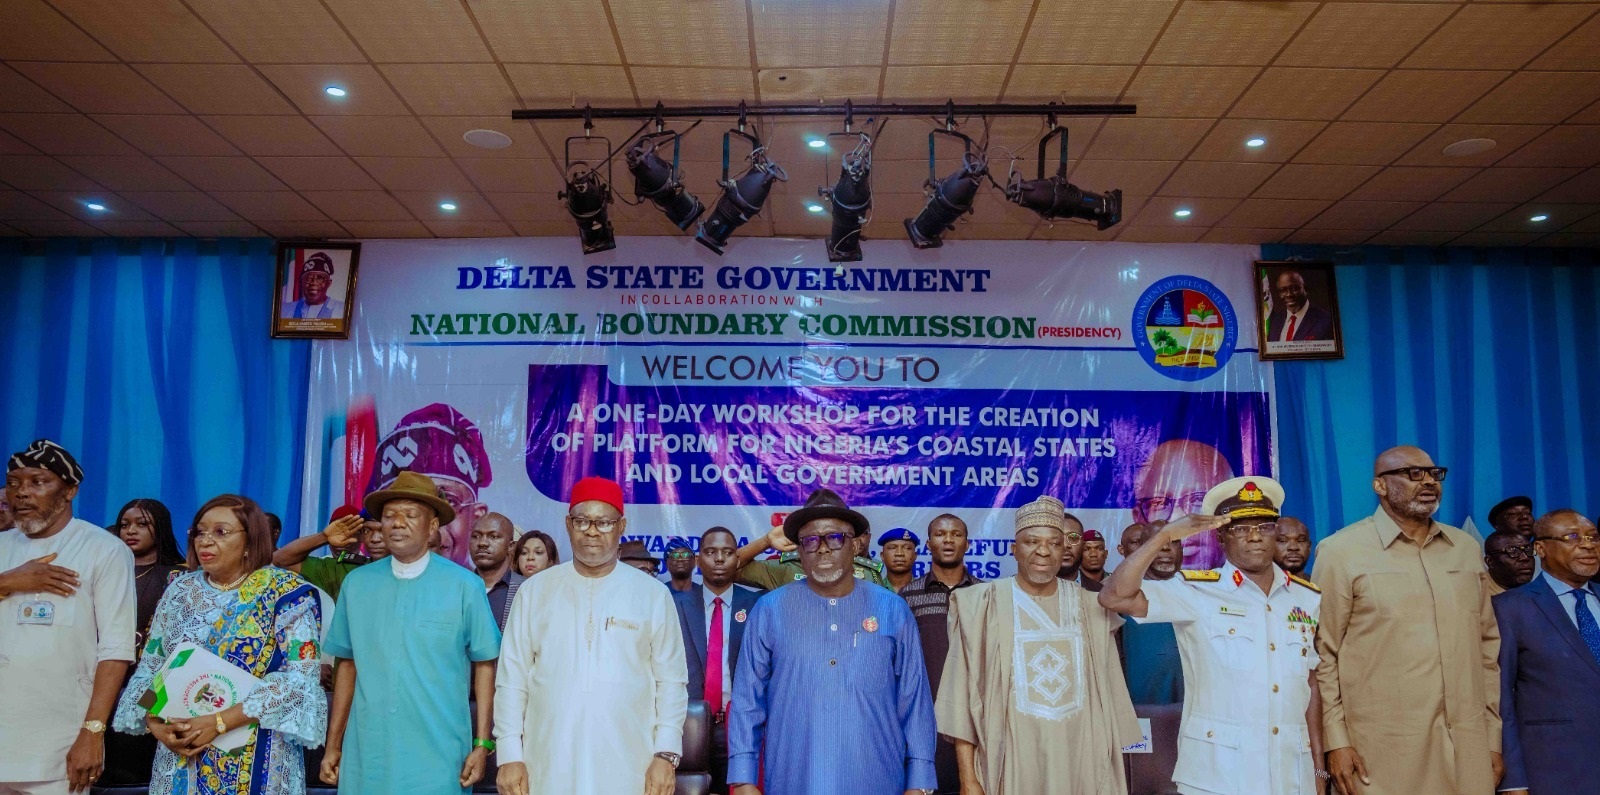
[1004,125,1122,230]
[695,127,787,255]
[820,130,873,262]
[626,131,704,230]
[905,128,987,250]
[559,134,616,255]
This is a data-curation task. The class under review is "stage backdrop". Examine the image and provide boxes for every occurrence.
[302,238,1274,578]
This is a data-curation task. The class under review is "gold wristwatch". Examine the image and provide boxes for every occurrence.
[215,713,228,734]
[82,721,106,734]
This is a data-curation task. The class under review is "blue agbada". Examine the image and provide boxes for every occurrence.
[728,581,937,795]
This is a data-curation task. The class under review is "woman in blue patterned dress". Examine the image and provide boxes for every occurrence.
[113,494,326,795]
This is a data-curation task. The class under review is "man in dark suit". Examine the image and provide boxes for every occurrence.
[1495,509,1600,795]
[1265,269,1335,342]
[673,526,760,794]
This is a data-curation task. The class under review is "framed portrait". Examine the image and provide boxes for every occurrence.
[1254,260,1344,361]
[271,240,360,339]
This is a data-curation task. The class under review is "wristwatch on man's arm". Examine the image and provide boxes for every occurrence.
[653,751,680,769]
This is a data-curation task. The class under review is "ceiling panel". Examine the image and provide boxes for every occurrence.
[1346,166,1480,202]
[203,115,343,158]
[0,114,139,156]
[758,68,880,102]
[0,130,36,155]
[381,64,523,116]
[1003,64,1135,103]
[1530,14,1600,70]
[186,0,364,62]
[610,0,752,69]
[631,68,756,103]
[1254,164,1381,200]
[425,117,552,160]
[47,0,238,63]
[1497,126,1600,168]
[1188,119,1327,162]
[503,64,636,105]
[136,65,299,116]
[30,190,158,221]
[1135,196,1242,226]
[1440,167,1582,203]
[92,115,241,157]
[455,158,563,194]
[12,63,186,115]
[0,155,103,191]
[1200,226,1289,244]
[1293,121,1440,165]
[1394,123,1550,167]
[1276,3,1455,69]
[884,65,1008,103]
[0,65,73,114]
[1229,68,1385,121]
[1535,167,1600,203]
[485,191,571,222]
[1067,160,1179,198]
[157,157,289,191]
[888,0,1033,65]
[1454,71,1600,125]
[256,156,383,192]
[0,0,116,61]
[1159,161,1280,198]
[212,191,329,221]
[302,190,414,221]
[323,0,492,63]
[311,116,445,158]
[1476,202,1599,232]
[255,220,351,238]
[1122,66,1259,118]
[175,221,264,237]
[256,65,411,116]
[752,0,889,68]
[1146,1,1319,66]
[1390,202,1518,231]
[353,157,475,192]
[339,220,432,238]
[119,191,242,222]
[1403,4,1597,70]
[58,155,192,191]
[1281,229,1372,246]
[421,219,514,237]
[1020,0,1176,65]
[1303,200,1427,230]
[1084,117,1213,161]
[8,219,105,236]
[1341,70,1507,124]
[468,0,622,64]
[1218,198,1333,229]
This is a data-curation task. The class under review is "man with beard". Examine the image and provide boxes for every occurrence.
[369,403,493,569]
[1275,517,1313,577]
[495,476,685,795]
[728,489,935,795]
[1055,512,1100,592]
[734,495,890,589]
[1102,479,1324,794]
[471,512,523,632]
[664,538,696,593]
[878,528,920,593]
[273,506,372,600]
[1134,440,1235,570]
[322,471,501,795]
[1313,446,1502,795]
[1116,521,1186,705]
[0,440,136,794]
[1488,496,1535,541]
[1494,510,1600,795]
[1079,529,1109,587]
[673,527,760,794]
[898,514,982,795]
[1483,530,1535,597]
[285,252,344,320]
[939,496,1141,795]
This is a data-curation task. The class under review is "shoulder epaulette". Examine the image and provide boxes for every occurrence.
[1288,573,1320,592]
[1179,569,1221,581]
[777,551,800,564]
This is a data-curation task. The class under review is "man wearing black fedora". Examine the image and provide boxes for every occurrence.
[734,489,889,590]
[727,488,937,795]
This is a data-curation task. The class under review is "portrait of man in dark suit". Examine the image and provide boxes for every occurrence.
[1266,269,1334,341]
[1257,261,1343,360]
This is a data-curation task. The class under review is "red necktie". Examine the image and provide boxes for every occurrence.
[1285,314,1297,341]
[707,596,725,714]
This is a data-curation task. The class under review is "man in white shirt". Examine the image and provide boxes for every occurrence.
[0,440,136,795]
[494,476,686,795]
[673,526,760,793]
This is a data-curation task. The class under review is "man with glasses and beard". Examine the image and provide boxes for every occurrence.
[1483,530,1535,597]
[1102,479,1324,794]
[673,527,759,794]
[728,488,936,795]
[0,440,136,795]
[494,476,686,795]
[1313,447,1503,795]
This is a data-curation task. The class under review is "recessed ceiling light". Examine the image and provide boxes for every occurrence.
[807,139,826,149]
[1530,214,1549,222]
[1442,138,1496,158]
[463,129,513,149]
[1245,137,1266,148]
[439,202,458,211]
[84,202,107,211]
[806,203,825,213]
[324,86,347,97]
[1174,208,1192,218]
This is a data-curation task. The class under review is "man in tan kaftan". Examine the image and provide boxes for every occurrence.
[1312,446,1502,795]
[936,495,1140,795]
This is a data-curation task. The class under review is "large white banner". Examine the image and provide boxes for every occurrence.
[303,237,1273,579]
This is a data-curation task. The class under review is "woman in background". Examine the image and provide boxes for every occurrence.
[513,529,559,577]
[113,494,326,795]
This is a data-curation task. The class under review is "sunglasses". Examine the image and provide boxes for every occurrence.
[799,532,851,553]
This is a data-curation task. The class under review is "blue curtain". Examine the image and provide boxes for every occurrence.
[1265,244,1600,545]
[0,238,310,543]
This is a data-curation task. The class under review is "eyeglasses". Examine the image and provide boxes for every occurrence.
[1493,547,1534,561]
[1063,532,1084,544]
[191,526,241,544]
[1223,522,1279,539]
[799,532,850,553]
[1536,533,1600,545]
[1377,466,1448,482]
[1136,492,1208,523]
[667,550,694,559]
[567,516,619,533]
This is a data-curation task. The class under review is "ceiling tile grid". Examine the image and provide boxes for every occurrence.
[0,0,1590,245]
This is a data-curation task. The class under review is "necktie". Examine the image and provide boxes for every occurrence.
[707,596,725,714]
[1285,314,1298,341]
[1573,588,1600,665]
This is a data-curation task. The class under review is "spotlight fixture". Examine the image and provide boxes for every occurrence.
[1003,123,1121,231]
[695,116,788,255]
[818,112,875,262]
[625,127,704,231]
[905,125,988,249]
[559,132,616,255]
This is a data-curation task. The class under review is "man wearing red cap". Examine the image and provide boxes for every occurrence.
[495,476,686,795]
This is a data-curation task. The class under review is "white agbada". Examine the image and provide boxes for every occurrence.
[494,560,687,793]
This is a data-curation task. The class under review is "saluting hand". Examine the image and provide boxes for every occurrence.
[323,514,366,549]
[1160,513,1232,542]
[766,524,796,553]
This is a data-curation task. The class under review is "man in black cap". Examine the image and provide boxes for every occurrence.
[285,251,344,320]
[1490,495,1535,541]
[878,528,920,592]
[0,440,136,794]
[620,539,663,577]
[1483,529,1535,596]
[734,489,889,589]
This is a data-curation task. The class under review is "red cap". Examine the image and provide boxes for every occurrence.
[330,505,362,522]
[1083,529,1104,541]
[570,476,625,515]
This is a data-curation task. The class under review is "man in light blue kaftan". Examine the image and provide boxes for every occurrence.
[727,488,937,795]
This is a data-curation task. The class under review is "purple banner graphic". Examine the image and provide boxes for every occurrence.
[526,363,1270,511]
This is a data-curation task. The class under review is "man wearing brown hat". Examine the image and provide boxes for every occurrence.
[728,487,936,795]
[322,471,502,795]
[0,440,136,794]
[734,488,890,590]
[938,495,1141,795]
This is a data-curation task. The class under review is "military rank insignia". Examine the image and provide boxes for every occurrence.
[1287,606,1318,645]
